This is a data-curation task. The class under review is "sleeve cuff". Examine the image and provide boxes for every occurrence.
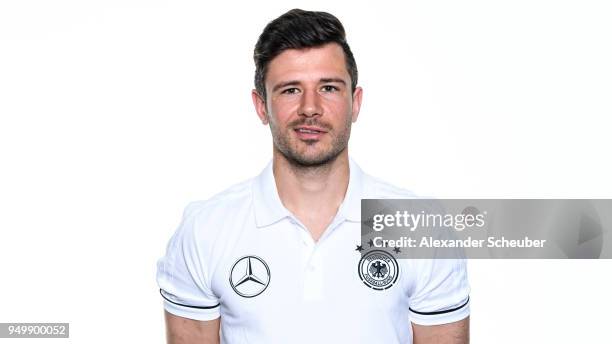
[160,289,221,321]
[409,296,470,326]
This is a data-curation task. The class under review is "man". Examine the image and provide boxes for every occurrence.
[157,9,470,343]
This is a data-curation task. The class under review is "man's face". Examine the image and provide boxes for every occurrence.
[253,42,362,167]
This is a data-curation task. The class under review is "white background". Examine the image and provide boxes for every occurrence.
[1,0,611,343]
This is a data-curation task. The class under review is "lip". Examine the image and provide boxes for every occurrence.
[293,126,327,140]
[294,126,327,133]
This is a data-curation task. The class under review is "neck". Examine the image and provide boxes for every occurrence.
[272,149,350,240]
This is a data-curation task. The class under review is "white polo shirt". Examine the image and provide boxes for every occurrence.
[156,158,470,344]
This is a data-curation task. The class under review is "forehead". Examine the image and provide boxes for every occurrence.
[265,43,349,85]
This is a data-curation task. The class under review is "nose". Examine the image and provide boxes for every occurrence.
[298,89,323,118]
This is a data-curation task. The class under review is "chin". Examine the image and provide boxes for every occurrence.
[288,149,343,167]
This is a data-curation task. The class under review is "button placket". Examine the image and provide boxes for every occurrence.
[303,244,324,301]
[287,215,341,301]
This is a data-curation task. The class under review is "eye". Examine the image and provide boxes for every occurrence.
[321,85,339,92]
[281,87,300,95]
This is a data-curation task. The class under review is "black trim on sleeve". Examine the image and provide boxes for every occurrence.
[159,289,220,309]
[409,296,470,316]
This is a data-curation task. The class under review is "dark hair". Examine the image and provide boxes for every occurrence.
[253,9,358,100]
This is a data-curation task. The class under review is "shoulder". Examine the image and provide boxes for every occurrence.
[357,166,444,212]
[181,177,255,227]
[361,172,418,199]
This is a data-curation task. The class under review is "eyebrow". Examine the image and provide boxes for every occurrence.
[320,78,346,85]
[271,78,347,93]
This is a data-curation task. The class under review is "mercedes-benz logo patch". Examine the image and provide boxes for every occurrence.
[358,250,399,290]
[229,255,271,298]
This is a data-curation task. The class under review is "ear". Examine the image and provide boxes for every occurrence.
[350,86,363,123]
[252,89,269,125]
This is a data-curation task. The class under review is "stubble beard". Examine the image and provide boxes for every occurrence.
[270,117,352,168]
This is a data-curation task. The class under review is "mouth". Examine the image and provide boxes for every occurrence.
[294,126,327,140]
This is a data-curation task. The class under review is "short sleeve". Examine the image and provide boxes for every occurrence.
[408,258,471,325]
[156,202,220,321]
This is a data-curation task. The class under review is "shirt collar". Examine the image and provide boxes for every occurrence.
[252,157,364,228]
[252,161,291,227]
